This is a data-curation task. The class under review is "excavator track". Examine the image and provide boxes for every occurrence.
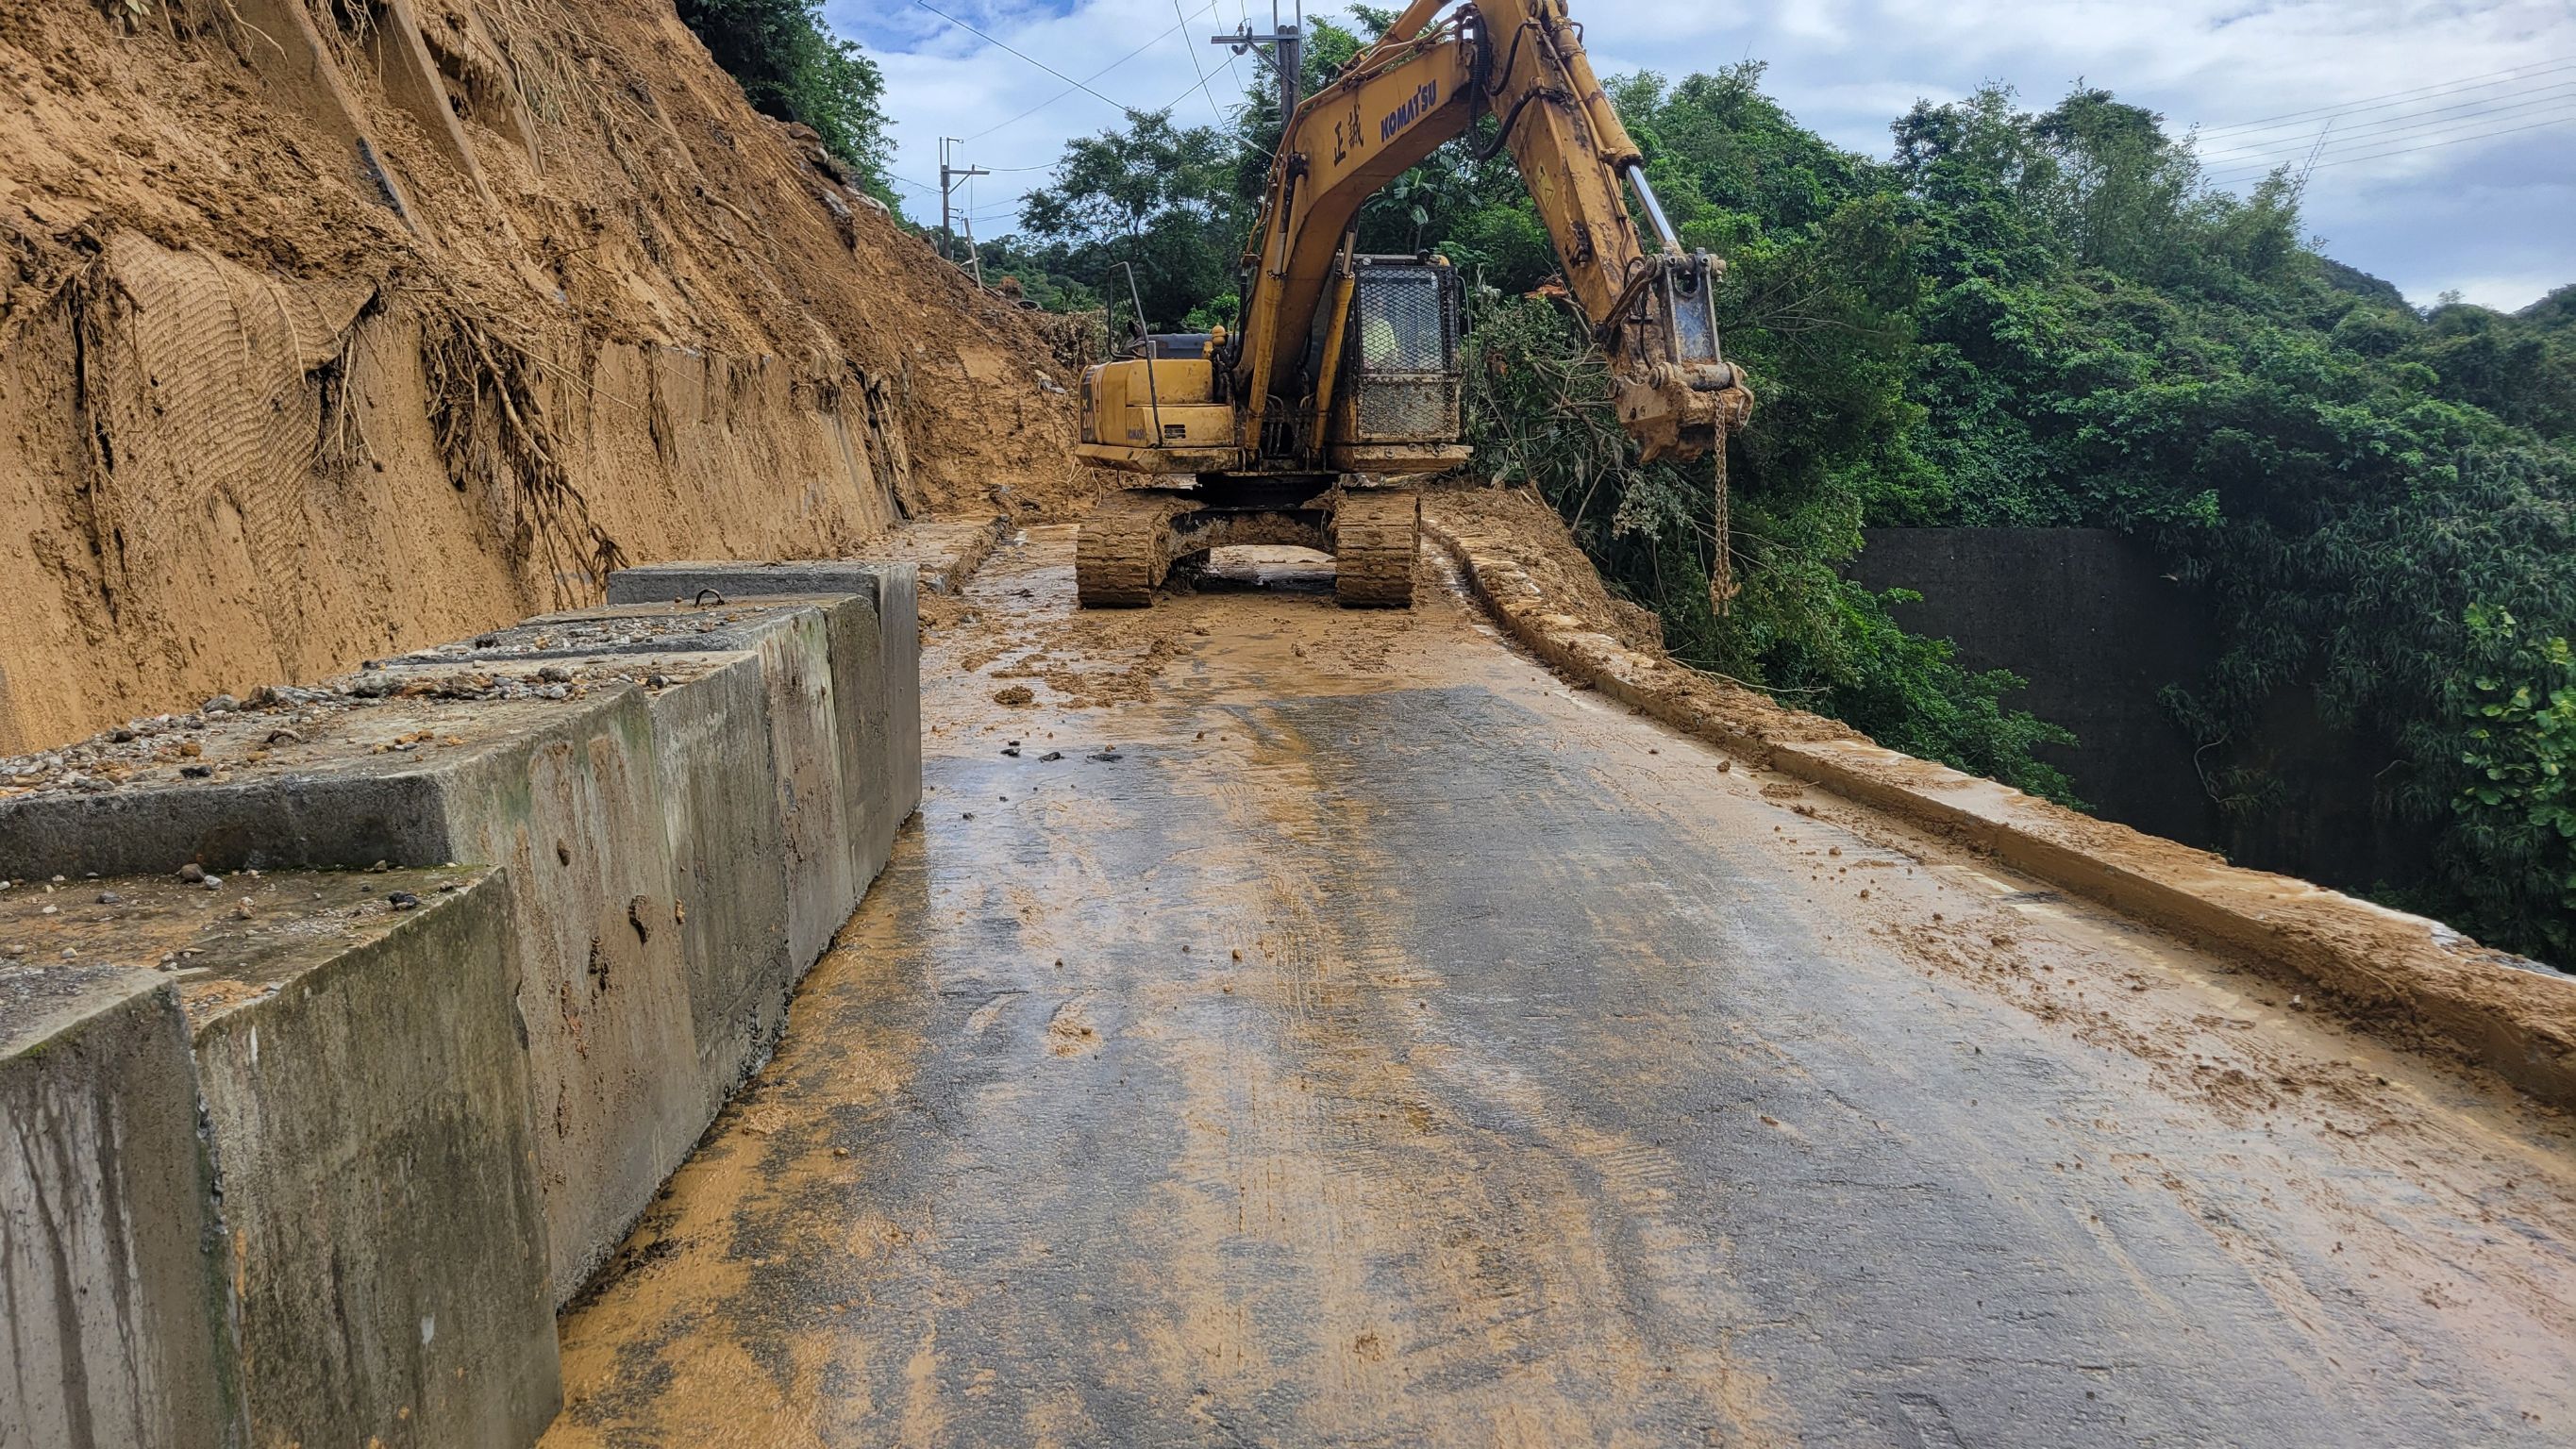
[1330,489,1420,608]
[1076,490,1204,608]
[1077,486,1418,608]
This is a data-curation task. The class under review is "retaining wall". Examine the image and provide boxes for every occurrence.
[0,563,921,1447]
[1848,527,2220,847]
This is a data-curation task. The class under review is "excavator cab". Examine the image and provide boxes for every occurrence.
[1071,257,1463,611]
[1326,257,1465,467]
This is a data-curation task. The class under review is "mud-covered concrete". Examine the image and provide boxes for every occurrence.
[549,531,2576,1447]
[1,958,242,1449]
[600,565,926,927]
[1424,494,2576,1111]
[0,587,923,1305]
[605,526,1004,608]
[609,559,918,607]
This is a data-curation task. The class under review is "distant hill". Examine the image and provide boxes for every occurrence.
[2521,284,2576,330]
[2317,258,2410,308]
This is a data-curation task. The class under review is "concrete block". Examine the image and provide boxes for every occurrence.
[428,691,706,1301]
[1,959,243,1449]
[0,681,705,1302]
[177,868,558,1448]
[606,558,913,606]
[384,592,907,965]
[0,686,631,883]
[0,588,922,1304]
[619,652,796,1099]
[598,565,926,882]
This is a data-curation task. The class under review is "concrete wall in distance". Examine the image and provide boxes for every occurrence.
[1850,528,2437,892]
[1849,528,2221,848]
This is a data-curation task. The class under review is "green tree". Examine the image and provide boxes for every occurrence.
[2449,605,2576,958]
[1015,111,1250,330]
[677,0,896,203]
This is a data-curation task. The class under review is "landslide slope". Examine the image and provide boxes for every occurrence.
[0,0,1089,752]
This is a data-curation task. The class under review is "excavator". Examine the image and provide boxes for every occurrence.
[1071,0,1753,607]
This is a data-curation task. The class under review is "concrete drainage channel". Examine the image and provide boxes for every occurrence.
[1,560,923,1448]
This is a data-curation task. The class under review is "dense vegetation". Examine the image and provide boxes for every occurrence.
[969,15,2576,960]
[677,0,897,204]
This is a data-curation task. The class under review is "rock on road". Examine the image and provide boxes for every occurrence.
[544,526,2576,1447]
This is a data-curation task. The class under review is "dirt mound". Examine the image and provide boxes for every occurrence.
[1422,485,1856,746]
[0,0,1102,752]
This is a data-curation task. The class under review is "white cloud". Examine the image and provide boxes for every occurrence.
[828,0,2576,308]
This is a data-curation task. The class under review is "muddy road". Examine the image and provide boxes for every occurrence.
[544,528,2576,1446]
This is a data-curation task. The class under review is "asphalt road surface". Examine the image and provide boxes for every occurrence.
[544,528,2576,1447]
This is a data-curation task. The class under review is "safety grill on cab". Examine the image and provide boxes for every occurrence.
[1341,259,1463,444]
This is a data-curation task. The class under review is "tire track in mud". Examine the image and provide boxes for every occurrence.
[1143,689,1790,1448]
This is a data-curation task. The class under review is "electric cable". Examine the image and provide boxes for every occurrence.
[2195,56,2576,138]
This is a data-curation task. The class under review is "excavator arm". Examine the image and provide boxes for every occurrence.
[1228,0,1748,463]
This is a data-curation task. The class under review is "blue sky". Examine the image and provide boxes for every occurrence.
[823,0,2575,309]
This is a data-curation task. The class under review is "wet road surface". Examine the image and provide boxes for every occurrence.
[544,528,2576,1446]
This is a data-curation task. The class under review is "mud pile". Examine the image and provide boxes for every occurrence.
[0,0,1097,753]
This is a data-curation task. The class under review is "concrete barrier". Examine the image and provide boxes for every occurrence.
[0,584,921,1300]
[0,563,922,1445]
[3,867,557,1448]
[0,677,710,1300]
[608,521,999,602]
[596,567,925,935]
[2,960,243,1449]
[181,868,558,1448]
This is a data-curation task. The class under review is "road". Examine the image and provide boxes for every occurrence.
[544,526,2576,1447]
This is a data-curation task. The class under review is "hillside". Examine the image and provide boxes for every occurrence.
[0,0,1091,754]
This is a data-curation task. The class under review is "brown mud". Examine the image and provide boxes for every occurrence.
[545,528,2576,1446]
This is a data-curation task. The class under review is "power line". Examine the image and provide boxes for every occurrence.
[1147,69,1217,116]
[912,1,1142,118]
[2194,76,2576,162]
[2195,56,2576,138]
[2207,110,2576,187]
[957,0,1229,142]
[1216,0,1251,93]
[2202,97,2576,182]
[1173,0,1228,123]
[2200,76,2576,160]
[2283,110,2576,177]
[2205,98,2576,182]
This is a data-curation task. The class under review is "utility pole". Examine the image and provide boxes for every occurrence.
[937,137,987,272]
[1213,0,1304,122]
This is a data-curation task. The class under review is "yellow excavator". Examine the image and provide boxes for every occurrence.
[1071,0,1753,607]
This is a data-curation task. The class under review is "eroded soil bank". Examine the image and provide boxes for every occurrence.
[0,0,1098,753]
